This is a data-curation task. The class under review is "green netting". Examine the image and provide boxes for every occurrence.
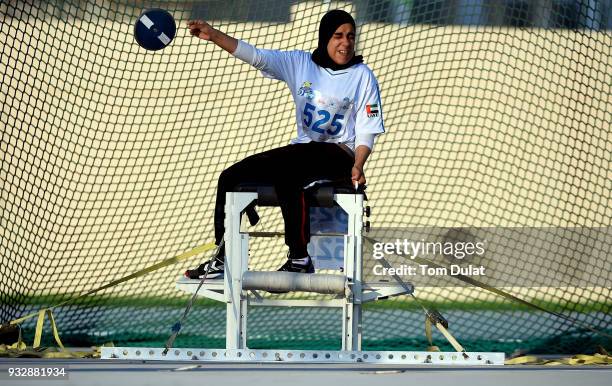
[1,0,610,355]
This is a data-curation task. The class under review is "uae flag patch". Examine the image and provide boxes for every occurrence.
[366,104,379,117]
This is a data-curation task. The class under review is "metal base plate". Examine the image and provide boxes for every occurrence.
[102,347,504,365]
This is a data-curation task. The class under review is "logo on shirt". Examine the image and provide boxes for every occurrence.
[298,81,315,100]
[341,97,353,111]
[366,104,379,118]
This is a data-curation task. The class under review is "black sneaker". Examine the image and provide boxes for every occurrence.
[277,256,315,274]
[267,256,314,294]
[184,245,225,279]
[184,257,224,279]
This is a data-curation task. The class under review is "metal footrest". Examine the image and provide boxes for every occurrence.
[102,347,504,365]
[177,276,224,293]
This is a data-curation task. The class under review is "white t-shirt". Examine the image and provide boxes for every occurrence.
[233,41,385,151]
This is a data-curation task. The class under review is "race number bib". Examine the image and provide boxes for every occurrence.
[299,86,353,141]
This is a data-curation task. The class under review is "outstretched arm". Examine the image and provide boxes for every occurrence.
[187,20,293,82]
[187,20,238,54]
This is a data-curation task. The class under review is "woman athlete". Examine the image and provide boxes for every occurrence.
[185,10,385,279]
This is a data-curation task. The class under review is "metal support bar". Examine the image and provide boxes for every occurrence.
[361,284,414,303]
[247,298,346,308]
[335,194,364,351]
[224,192,257,349]
[102,347,505,365]
[246,231,346,237]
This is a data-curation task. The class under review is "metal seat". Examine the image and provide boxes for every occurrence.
[175,183,413,351]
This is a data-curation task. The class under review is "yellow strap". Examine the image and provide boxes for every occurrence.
[33,309,46,348]
[10,241,216,348]
[32,310,64,349]
[425,317,433,346]
[435,323,465,353]
[506,354,612,365]
[425,314,466,353]
[9,341,27,350]
[46,309,65,350]
[42,349,97,359]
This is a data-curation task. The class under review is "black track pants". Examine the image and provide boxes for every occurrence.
[214,142,354,258]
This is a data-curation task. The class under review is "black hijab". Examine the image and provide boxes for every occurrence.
[311,10,364,71]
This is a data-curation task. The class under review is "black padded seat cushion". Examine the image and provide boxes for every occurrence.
[233,180,367,207]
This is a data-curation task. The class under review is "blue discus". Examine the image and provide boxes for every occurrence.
[134,8,176,51]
